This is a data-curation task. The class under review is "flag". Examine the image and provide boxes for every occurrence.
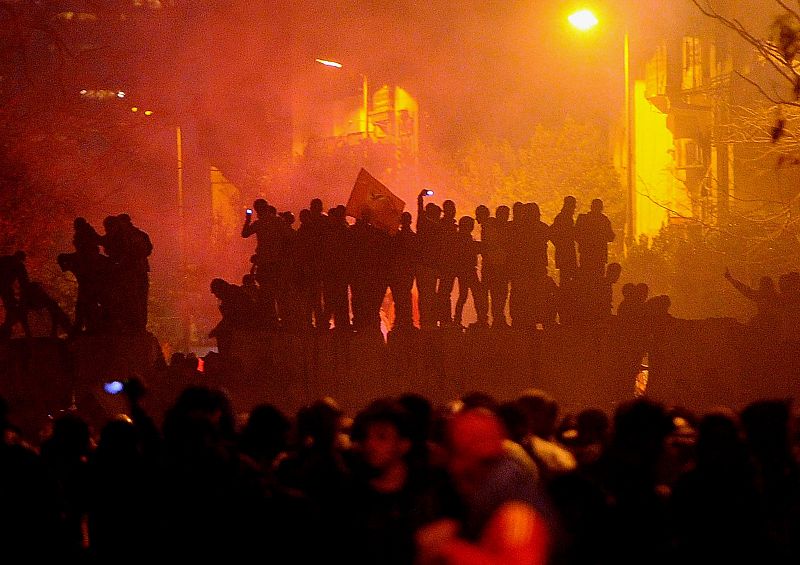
[346,168,406,232]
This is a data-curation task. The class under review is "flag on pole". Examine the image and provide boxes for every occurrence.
[346,168,406,232]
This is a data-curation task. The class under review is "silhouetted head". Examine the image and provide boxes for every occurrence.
[741,399,792,462]
[446,408,506,497]
[74,217,88,230]
[117,213,132,225]
[103,215,119,233]
[299,209,311,224]
[590,199,604,213]
[96,417,138,462]
[310,198,324,216]
[46,412,91,461]
[621,282,636,298]
[647,295,672,317]
[253,199,268,216]
[606,262,622,284]
[279,211,295,225]
[265,205,277,217]
[498,401,528,444]
[612,398,672,464]
[297,398,343,451]
[163,386,236,446]
[425,203,442,221]
[443,200,456,220]
[400,211,412,228]
[352,399,413,471]
[329,206,343,220]
[475,205,490,224]
[496,205,510,223]
[512,202,524,221]
[458,215,475,234]
[242,274,257,287]
[563,195,577,212]
[210,278,229,298]
[518,389,558,439]
[695,410,745,468]
[530,202,541,222]
[240,404,290,463]
[460,391,500,413]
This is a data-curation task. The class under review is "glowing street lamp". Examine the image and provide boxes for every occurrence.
[568,9,599,31]
[568,8,634,247]
[315,58,343,69]
[315,57,370,140]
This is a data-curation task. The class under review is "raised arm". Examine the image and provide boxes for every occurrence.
[241,214,255,238]
[724,268,757,301]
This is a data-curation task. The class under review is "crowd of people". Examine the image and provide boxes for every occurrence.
[211,193,636,345]
[0,214,151,339]
[2,379,799,564]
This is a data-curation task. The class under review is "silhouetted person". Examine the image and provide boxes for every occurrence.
[724,268,780,331]
[0,395,61,561]
[486,205,511,328]
[671,411,764,564]
[453,216,488,328]
[508,203,550,329]
[0,251,30,338]
[307,199,329,329]
[389,211,418,331]
[416,408,551,565]
[350,399,455,565]
[617,282,641,319]
[241,274,275,329]
[19,281,72,338]
[518,390,576,482]
[278,398,353,560]
[242,199,282,327]
[324,205,352,330]
[437,200,459,326]
[87,415,158,564]
[474,205,491,321]
[416,191,443,329]
[575,199,615,280]
[550,195,578,286]
[741,400,800,562]
[350,210,391,333]
[99,214,152,333]
[40,412,93,560]
[209,278,252,354]
[583,262,621,320]
[158,386,264,562]
[58,218,112,334]
[597,399,673,564]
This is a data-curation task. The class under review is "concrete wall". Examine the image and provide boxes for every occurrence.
[3,317,799,440]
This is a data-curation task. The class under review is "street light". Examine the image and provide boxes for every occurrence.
[568,9,635,248]
[568,9,599,31]
[315,58,370,140]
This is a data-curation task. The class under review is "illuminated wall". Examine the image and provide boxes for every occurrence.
[633,80,692,239]
[210,166,242,253]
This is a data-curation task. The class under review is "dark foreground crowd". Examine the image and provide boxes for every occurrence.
[2,379,800,565]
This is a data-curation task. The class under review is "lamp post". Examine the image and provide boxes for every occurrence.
[315,58,370,140]
[568,10,635,247]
